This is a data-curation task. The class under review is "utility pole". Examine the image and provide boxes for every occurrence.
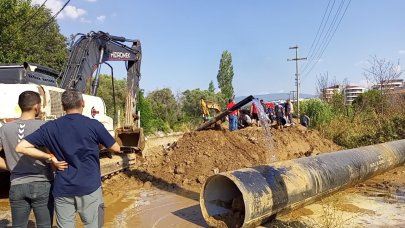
[289,90,296,102]
[288,46,306,120]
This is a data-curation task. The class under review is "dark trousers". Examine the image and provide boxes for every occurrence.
[9,181,53,228]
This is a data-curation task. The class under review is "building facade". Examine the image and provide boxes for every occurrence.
[371,79,404,91]
[322,85,342,102]
[343,85,366,104]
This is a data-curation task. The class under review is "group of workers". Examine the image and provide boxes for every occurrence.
[226,98,298,131]
[0,90,121,227]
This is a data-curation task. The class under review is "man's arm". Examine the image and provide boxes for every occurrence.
[16,140,68,171]
[0,154,7,170]
[108,142,121,153]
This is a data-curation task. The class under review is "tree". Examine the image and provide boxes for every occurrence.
[363,55,402,113]
[137,89,155,134]
[208,80,215,93]
[0,0,68,71]
[316,72,330,100]
[96,75,126,120]
[216,50,234,100]
[180,89,221,123]
[146,88,178,128]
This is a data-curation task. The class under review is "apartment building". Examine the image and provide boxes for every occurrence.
[371,79,404,91]
[343,85,366,104]
[322,85,342,102]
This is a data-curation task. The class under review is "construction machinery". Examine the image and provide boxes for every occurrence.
[0,31,144,179]
[197,96,255,131]
[200,99,222,122]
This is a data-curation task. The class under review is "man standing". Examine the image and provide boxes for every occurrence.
[226,98,238,131]
[16,89,122,228]
[0,91,63,228]
[286,99,294,124]
[250,101,259,126]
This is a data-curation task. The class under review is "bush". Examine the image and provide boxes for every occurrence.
[300,99,334,128]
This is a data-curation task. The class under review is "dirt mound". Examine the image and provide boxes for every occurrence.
[135,125,341,191]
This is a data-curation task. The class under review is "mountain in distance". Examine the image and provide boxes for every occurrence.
[235,93,316,103]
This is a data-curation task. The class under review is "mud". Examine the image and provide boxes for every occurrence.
[0,127,404,227]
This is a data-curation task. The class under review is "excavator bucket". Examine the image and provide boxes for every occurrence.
[99,127,144,178]
[115,127,145,153]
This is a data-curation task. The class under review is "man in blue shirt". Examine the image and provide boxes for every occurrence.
[16,89,121,228]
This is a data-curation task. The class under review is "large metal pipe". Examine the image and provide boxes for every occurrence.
[200,139,405,228]
[197,95,254,131]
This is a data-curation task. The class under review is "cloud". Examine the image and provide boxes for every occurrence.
[31,0,87,20]
[96,15,106,23]
[111,12,117,17]
[86,0,97,2]
[399,50,405,55]
[80,17,92,24]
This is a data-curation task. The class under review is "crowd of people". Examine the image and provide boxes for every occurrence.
[0,90,121,227]
[226,98,300,131]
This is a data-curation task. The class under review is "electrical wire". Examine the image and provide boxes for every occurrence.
[302,0,345,76]
[301,0,352,82]
[300,0,335,73]
[20,0,48,29]
[33,0,71,37]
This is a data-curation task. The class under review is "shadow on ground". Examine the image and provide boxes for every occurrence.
[172,204,207,227]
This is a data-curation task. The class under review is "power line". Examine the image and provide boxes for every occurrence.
[301,0,352,82]
[20,0,48,29]
[300,0,335,73]
[302,0,345,76]
[34,0,71,37]
[302,0,342,75]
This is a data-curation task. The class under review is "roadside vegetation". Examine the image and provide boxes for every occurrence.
[300,91,404,148]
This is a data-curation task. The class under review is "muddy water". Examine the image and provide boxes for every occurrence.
[120,190,206,228]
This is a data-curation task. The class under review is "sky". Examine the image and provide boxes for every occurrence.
[33,0,405,96]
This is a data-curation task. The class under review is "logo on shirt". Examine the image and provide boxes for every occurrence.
[91,107,99,118]
[18,124,25,142]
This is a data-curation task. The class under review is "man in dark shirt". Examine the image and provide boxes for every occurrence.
[16,89,121,228]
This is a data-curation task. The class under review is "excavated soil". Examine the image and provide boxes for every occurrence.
[133,125,341,191]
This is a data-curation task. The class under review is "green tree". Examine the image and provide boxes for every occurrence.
[208,80,215,93]
[330,92,347,116]
[146,88,178,128]
[180,89,222,123]
[0,0,68,71]
[352,90,385,115]
[137,89,155,134]
[217,50,234,100]
[96,75,126,119]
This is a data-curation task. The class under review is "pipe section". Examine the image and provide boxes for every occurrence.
[197,95,254,131]
[200,139,405,228]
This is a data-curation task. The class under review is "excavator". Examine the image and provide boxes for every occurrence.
[200,99,221,122]
[0,31,144,184]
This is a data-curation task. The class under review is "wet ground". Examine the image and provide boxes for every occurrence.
[1,165,405,228]
[0,131,404,227]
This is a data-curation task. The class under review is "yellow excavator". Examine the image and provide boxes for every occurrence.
[200,99,223,129]
[200,99,221,122]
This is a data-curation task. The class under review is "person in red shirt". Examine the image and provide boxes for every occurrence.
[226,99,238,131]
[250,101,260,126]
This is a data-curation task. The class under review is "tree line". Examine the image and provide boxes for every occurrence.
[97,50,235,135]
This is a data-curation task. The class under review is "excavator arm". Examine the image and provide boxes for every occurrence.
[59,31,144,151]
[60,31,141,126]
